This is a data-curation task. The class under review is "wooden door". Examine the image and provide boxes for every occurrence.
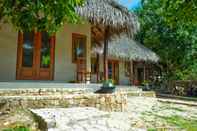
[16,31,55,80]
[108,60,119,84]
[137,68,144,85]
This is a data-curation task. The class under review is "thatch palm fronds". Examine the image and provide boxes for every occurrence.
[76,0,139,37]
[76,0,140,80]
[93,35,159,62]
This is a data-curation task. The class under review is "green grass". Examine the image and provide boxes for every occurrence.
[141,109,197,131]
[157,115,197,131]
[2,126,30,131]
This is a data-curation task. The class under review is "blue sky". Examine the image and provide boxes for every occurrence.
[118,0,141,9]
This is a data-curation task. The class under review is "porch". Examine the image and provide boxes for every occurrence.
[0,81,141,92]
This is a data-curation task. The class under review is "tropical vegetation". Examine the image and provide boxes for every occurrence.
[0,0,84,34]
[135,0,197,81]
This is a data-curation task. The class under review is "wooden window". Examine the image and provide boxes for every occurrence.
[72,33,86,63]
[40,32,51,68]
[125,61,131,77]
[16,31,55,80]
[22,31,34,67]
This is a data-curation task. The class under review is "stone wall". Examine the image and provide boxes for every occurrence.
[0,88,127,112]
[169,80,197,96]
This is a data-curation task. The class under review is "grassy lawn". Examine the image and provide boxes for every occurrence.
[2,125,30,131]
[146,115,197,131]
[137,98,197,130]
[146,107,197,130]
[158,115,197,131]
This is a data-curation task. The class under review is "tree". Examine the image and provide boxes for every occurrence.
[161,0,197,27]
[136,0,197,80]
[0,0,84,34]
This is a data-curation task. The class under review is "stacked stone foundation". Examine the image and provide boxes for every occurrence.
[0,88,127,112]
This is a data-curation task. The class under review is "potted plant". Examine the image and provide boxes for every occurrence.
[141,80,151,91]
[95,79,116,93]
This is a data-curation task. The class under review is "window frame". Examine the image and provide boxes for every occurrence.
[72,33,87,63]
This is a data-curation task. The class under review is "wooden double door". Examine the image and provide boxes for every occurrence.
[16,32,55,80]
[108,60,119,84]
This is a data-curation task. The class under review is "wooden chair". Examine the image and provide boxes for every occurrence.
[76,57,91,83]
[96,72,103,83]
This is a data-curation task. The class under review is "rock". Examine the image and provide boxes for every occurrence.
[31,107,132,131]
[0,109,42,131]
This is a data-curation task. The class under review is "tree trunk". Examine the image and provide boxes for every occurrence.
[104,27,109,81]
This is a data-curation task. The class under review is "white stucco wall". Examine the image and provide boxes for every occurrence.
[55,23,91,82]
[0,24,18,81]
[0,23,91,82]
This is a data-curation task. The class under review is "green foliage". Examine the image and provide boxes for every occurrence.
[136,0,197,80]
[142,80,150,85]
[161,0,197,28]
[0,0,84,34]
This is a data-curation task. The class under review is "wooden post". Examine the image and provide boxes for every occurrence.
[96,53,99,83]
[130,61,134,85]
[103,27,109,81]
[146,63,149,81]
[143,62,146,81]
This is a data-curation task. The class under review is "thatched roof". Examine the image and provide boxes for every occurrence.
[75,0,139,38]
[93,35,159,62]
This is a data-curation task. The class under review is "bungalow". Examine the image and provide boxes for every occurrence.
[92,35,159,85]
[0,0,157,85]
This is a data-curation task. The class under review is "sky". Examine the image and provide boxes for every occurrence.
[118,0,141,9]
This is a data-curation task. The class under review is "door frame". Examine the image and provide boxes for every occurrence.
[16,31,55,80]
